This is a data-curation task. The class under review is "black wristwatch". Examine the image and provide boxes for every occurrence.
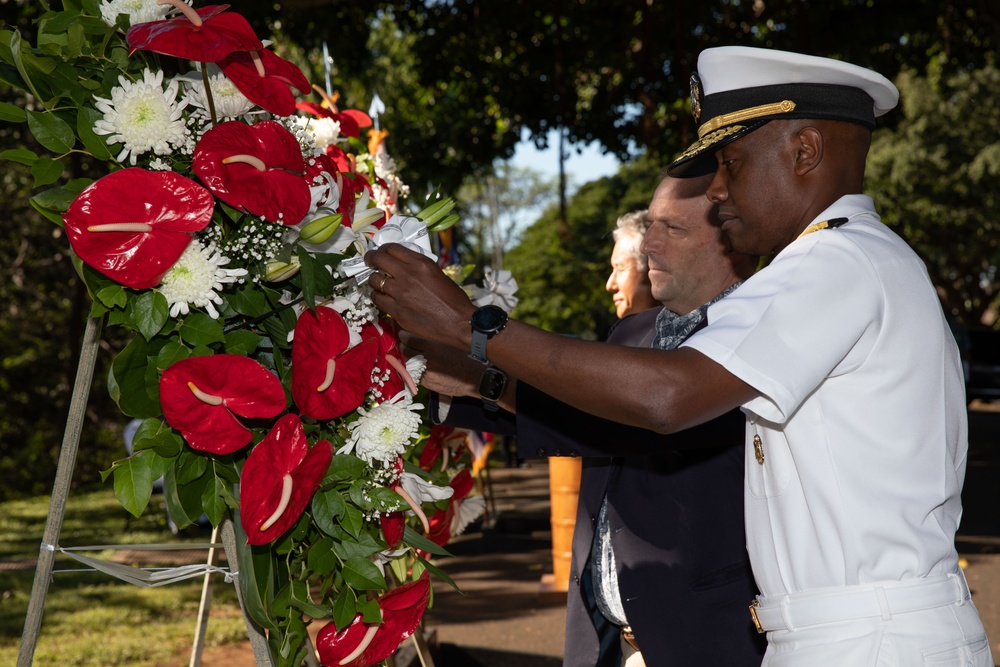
[469,304,508,365]
[478,366,508,412]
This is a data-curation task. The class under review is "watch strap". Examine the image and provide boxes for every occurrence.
[470,329,490,364]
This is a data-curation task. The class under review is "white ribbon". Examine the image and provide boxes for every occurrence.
[340,215,435,284]
[47,544,235,588]
[470,267,519,312]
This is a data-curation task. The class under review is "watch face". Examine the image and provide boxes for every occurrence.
[478,367,507,400]
[471,305,507,334]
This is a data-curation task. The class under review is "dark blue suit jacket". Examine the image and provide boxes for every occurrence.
[439,308,765,666]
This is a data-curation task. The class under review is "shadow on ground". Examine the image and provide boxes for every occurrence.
[434,643,562,667]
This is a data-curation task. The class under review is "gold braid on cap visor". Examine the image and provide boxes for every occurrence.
[697,100,797,138]
[675,124,748,162]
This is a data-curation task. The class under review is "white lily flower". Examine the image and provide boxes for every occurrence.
[399,470,454,506]
[451,495,486,537]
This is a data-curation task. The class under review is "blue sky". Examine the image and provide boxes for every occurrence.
[509,129,621,187]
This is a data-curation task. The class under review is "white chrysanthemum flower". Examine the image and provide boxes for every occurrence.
[99,0,170,27]
[405,355,427,392]
[93,68,190,166]
[343,392,423,465]
[159,241,248,319]
[306,117,342,150]
[179,70,254,120]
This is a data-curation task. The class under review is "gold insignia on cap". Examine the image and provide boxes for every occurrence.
[689,73,702,124]
[697,100,796,138]
[675,124,747,162]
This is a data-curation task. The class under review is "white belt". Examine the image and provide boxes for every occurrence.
[749,572,969,633]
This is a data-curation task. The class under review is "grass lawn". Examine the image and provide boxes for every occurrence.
[0,488,249,666]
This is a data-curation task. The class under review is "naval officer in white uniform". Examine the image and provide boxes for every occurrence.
[363,46,991,666]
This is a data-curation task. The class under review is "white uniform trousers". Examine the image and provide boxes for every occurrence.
[755,572,991,666]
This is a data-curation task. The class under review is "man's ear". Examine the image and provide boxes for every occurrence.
[793,126,823,176]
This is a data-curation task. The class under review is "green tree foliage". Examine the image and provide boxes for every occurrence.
[867,59,1000,326]
[505,155,662,341]
[455,165,558,272]
[384,0,997,169]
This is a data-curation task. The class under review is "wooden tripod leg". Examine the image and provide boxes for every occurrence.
[219,517,274,666]
[17,316,103,667]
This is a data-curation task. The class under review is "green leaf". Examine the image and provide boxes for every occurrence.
[134,429,183,458]
[9,30,44,104]
[288,594,330,620]
[110,334,160,418]
[232,521,280,632]
[201,473,228,526]
[334,531,382,561]
[96,284,127,309]
[0,102,26,122]
[77,106,111,160]
[311,489,346,536]
[324,454,368,482]
[30,157,63,187]
[175,450,209,485]
[26,109,74,153]
[332,587,358,630]
[179,313,225,347]
[148,450,173,482]
[228,286,269,317]
[155,339,189,371]
[133,291,169,340]
[113,451,154,518]
[163,465,209,530]
[358,598,381,624]
[40,9,81,35]
[224,329,261,356]
[403,526,452,557]
[306,536,339,576]
[340,505,365,539]
[1,148,38,166]
[415,552,461,592]
[348,480,374,511]
[296,245,320,310]
[30,178,90,216]
[65,22,85,59]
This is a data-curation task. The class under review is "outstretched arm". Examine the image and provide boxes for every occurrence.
[365,244,757,434]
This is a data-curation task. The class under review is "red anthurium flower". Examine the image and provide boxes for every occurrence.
[295,101,373,140]
[362,319,415,400]
[219,48,311,117]
[380,457,406,549]
[192,120,311,225]
[323,144,352,173]
[339,173,385,229]
[240,413,333,545]
[303,152,340,187]
[63,168,214,289]
[159,354,286,454]
[126,4,263,62]
[380,510,405,550]
[291,307,378,420]
[316,572,431,667]
[425,469,475,547]
[419,426,467,471]
[449,468,475,501]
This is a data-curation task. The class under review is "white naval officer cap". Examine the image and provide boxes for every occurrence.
[668,46,899,177]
